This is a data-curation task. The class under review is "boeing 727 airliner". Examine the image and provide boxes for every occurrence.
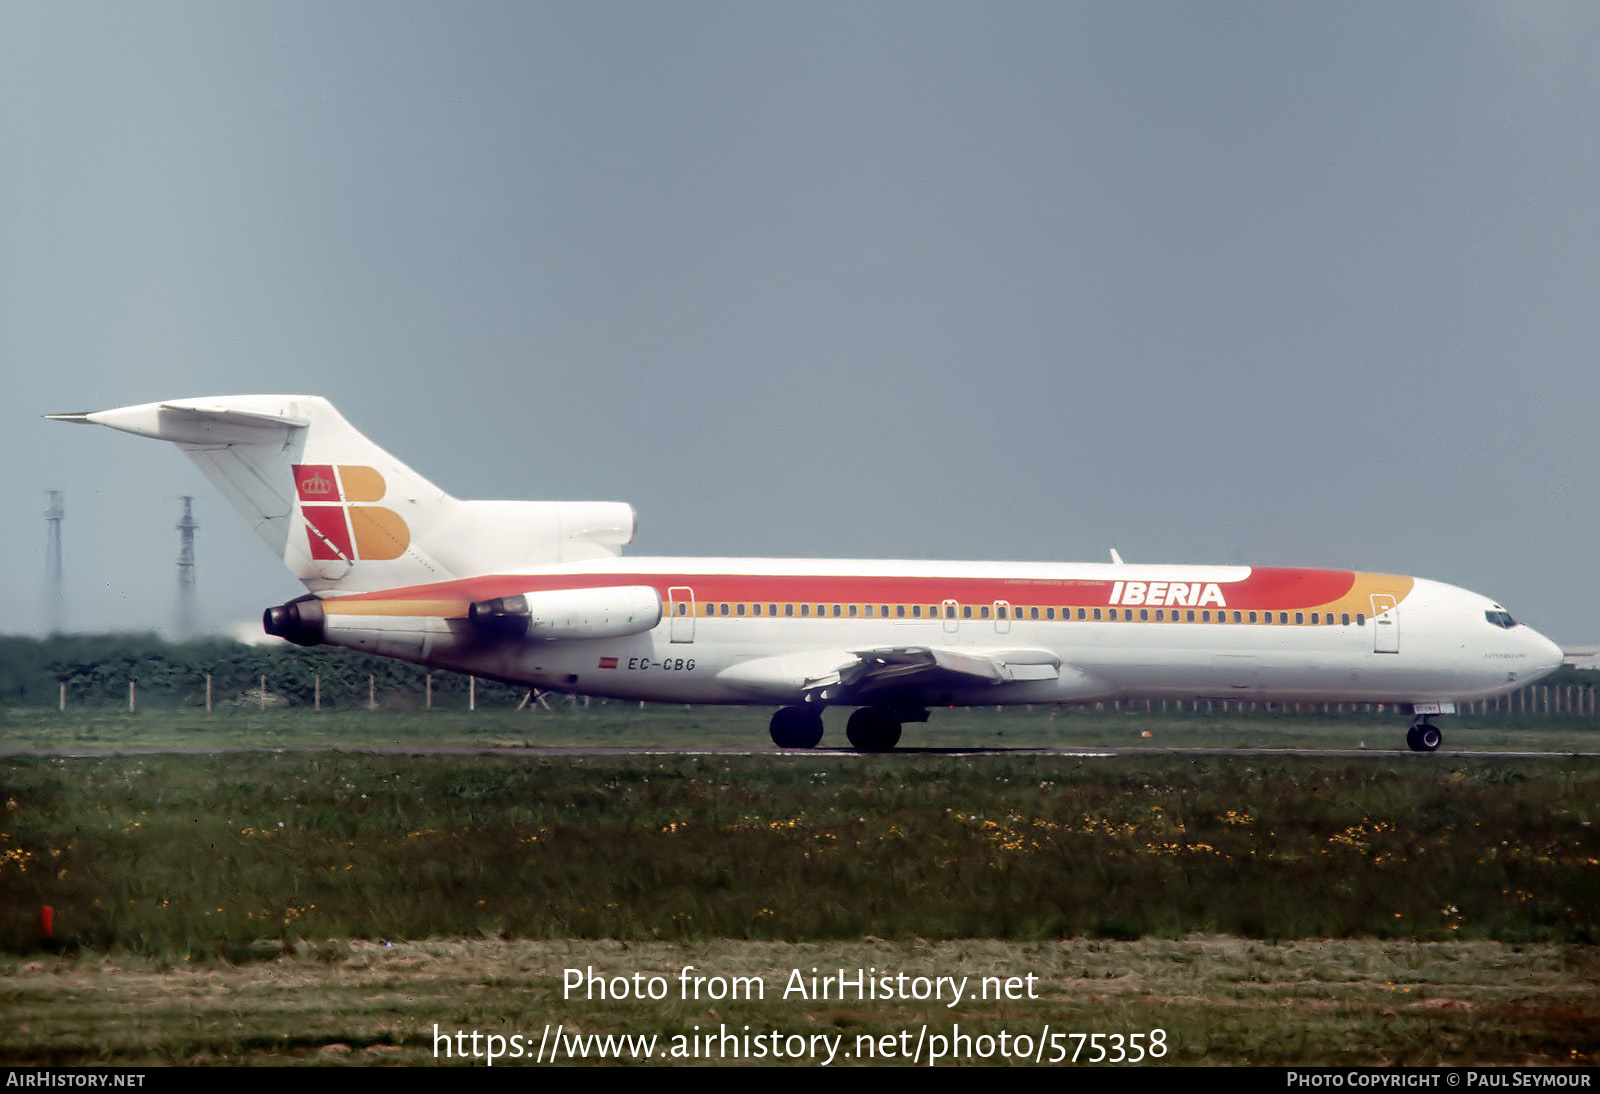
[51,396,1563,752]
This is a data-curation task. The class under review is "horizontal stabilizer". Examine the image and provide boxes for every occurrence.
[48,400,308,445]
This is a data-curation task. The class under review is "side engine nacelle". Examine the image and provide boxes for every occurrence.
[468,585,663,641]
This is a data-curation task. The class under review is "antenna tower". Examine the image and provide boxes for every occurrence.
[175,495,198,639]
[44,490,64,634]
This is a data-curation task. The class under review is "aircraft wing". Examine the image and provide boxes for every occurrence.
[715,645,1070,704]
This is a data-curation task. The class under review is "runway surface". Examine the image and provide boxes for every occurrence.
[4,745,1595,759]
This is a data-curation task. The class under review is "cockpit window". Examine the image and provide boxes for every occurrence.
[1484,610,1518,629]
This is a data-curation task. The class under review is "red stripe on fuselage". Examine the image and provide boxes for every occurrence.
[329,567,1358,610]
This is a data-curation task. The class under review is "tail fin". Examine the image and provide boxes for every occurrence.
[50,395,635,594]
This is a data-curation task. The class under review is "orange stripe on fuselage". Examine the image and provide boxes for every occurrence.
[321,598,472,618]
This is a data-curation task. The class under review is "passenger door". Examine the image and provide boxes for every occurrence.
[1370,594,1398,654]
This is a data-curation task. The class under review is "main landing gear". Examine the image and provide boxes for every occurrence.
[1406,716,1443,753]
[769,706,824,749]
[845,707,902,752]
[767,705,920,751]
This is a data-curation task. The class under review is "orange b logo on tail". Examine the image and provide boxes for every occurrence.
[293,464,410,561]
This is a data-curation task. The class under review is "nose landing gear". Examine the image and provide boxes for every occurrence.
[1406,717,1442,753]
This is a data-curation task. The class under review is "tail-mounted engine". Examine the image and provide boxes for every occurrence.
[468,585,663,641]
[263,594,326,646]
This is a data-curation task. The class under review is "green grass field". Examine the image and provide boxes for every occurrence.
[2,706,1597,1065]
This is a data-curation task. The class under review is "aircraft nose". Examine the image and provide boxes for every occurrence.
[1526,629,1565,682]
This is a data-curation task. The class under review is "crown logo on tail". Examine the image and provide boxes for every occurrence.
[297,470,334,496]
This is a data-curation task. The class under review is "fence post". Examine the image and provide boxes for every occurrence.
[470,676,476,711]
[260,675,267,711]
[315,674,321,711]
[205,673,212,713]
[128,679,136,713]
[369,675,376,710]
[426,674,433,710]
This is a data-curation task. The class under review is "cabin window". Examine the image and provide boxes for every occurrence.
[1309,612,1318,624]
[1341,612,1350,625]
[769,603,777,616]
[785,603,794,617]
[963,606,973,619]
[1079,608,1089,620]
[1295,612,1305,625]
[862,605,871,618]
[1030,606,1039,620]
[737,603,746,617]
[880,604,889,617]
[1279,612,1288,624]
[677,603,688,616]
[912,605,922,618]
[1143,609,1152,621]
[833,604,842,617]
[1356,613,1365,625]
[1263,612,1272,625]
[1193,610,1201,622]
[1248,611,1258,623]
[752,603,761,616]
[849,605,859,618]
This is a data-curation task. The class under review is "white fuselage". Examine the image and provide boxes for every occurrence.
[312,557,1564,710]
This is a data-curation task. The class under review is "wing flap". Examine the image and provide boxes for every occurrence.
[846,646,1061,687]
[716,645,1070,704]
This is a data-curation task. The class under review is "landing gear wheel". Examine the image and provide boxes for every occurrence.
[1406,720,1442,753]
[846,706,902,752]
[770,706,825,749]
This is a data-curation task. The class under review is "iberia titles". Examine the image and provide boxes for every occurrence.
[1108,580,1226,608]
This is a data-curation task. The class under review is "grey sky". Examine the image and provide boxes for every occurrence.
[3,2,1597,643]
